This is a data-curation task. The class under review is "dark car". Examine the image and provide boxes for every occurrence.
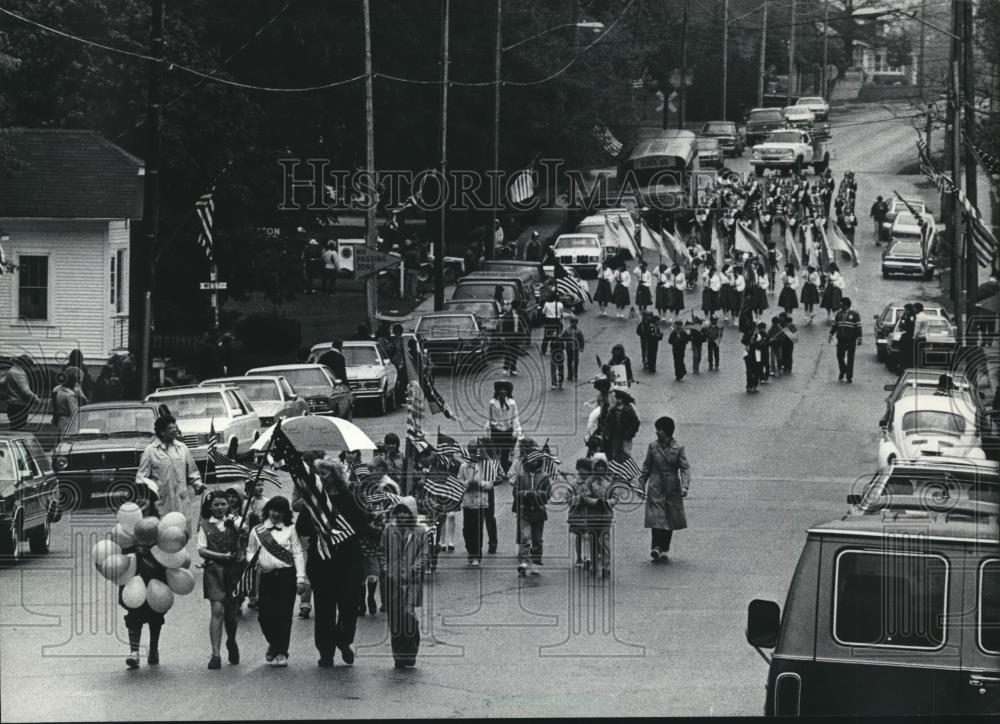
[873,301,948,362]
[882,234,934,279]
[443,299,503,336]
[699,121,744,156]
[52,402,169,510]
[744,107,785,147]
[245,364,354,419]
[414,312,490,370]
[1,432,61,563]
[695,136,724,169]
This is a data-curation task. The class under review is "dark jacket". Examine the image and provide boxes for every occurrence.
[513,468,551,522]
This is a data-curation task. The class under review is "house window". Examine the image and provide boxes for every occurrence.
[110,249,125,313]
[17,255,49,321]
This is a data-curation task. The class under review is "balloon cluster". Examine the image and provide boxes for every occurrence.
[91,503,196,614]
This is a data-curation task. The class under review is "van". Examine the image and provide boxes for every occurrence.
[452,271,540,325]
[746,458,1000,716]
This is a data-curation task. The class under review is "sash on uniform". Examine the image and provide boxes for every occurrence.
[255,524,295,567]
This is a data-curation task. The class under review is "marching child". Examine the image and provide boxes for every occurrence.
[121,480,168,670]
[562,316,585,381]
[687,318,706,374]
[580,455,617,578]
[198,490,245,670]
[245,496,305,667]
[382,497,430,668]
[706,315,723,371]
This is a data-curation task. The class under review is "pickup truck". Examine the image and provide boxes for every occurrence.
[749,129,830,176]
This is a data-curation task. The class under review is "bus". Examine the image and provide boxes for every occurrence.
[620,129,699,214]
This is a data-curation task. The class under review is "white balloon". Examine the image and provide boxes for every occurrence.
[159,512,188,533]
[91,539,121,567]
[113,554,138,587]
[146,579,174,614]
[151,545,191,570]
[165,567,196,595]
[116,503,143,535]
[121,576,147,609]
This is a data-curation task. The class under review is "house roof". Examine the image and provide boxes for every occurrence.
[0,129,144,219]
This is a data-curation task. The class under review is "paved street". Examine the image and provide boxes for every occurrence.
[0,103,951,720]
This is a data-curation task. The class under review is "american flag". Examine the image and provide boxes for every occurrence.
[195,186,215,263]
[423,468,466,513]
[734,221,767,257]
[508,166,536,205]
[231,548,260,600]
[349,460,372,485]
[828,223,860,267]
[479,454,503,484]
[554,261,592,303]
[608,452,641,483]
[403,338,456,420]
[784,224,802,270]
[592,122,624,158]
[206,437,281,488]
[525,441,559,477]
[436,429,468,463]
[270,426,354,560]
[405,381,431,453]
[962,131,1000,179]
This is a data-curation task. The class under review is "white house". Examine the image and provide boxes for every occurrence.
[0,129,143,365]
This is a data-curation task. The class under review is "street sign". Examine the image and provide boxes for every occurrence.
[199,281,228,291]
[353,245,401,278]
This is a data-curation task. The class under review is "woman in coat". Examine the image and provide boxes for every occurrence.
[639,416,690,563]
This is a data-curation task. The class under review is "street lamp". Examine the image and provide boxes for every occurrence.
[488,10,605,258]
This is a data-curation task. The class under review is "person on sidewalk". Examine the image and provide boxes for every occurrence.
[639,416,691,564]
[382,496,429,668]
[829,297,863,383]
[322,240,338,296]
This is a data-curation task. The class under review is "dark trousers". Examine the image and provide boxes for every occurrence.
[782,342,794,372]
[540,320,562,354]
[550,349,564,385]
[307,557,362,659]
[759,347,770,381]
[651,529,674,551]
[257,568,297,657]
[745,353,760,390]
[707,340,720,368]
[566,349,579,380]
[502,343,519,372]
[462,507,487,560]
[671,346,686,380]
[5,402,30,430]
[518,518,545,563]
[490,427,515,473]
[836,340,857,380]
[322,268,338,294]
[386,583,420,664]
[486,486,497,548]
[646,340,659,372]
[691,344,703,372]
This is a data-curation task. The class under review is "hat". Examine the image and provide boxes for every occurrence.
[493,380,513,396]
[308,239,319,246]
[613,389,635,404]
[593,377,611,393]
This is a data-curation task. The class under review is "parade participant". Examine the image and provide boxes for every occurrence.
[820,262,845,322]
[459,440,493,567]
[594,260,615,316]
[120,480,168,669]
[741,323,765,393]
[136,415,205,517]
[639,416,690,563]
[197,490,245,670]
[765,241,778,289]
[245,496,305,667]
[612,261,632,319]
[777,313,798,374]
[701,264,721,317]
[578,455,616,578]
[382,496,428,668]
[656,263,673,320]
[634,260,653,313]
[243,480,270,610]
[719,264,734,324]
[688,318,706,374]
[512,441,552,576]
[499,300,524,376]
[486,380,521,472]
[869,195,889,245]
[777,263,799,315]
[828,297,863,383]
[562,316,585,382]
[357,457,394,616]
[567,457,594,570]
[706,315,723,371]
[549,320,566,390]
[51,367,86,436]
[540,291,565,355]
[665,320,688,382]
[766,316,784,379]
[800,265,820,320]
[731,267,746,323]
[635,310,661,372]
[670,264,686,319]
[317,340,348,384]
[523,230,541,261]
[585,376,613,455]
[605,389,640,458]
[604,343,634,390]
[751,264,769,322]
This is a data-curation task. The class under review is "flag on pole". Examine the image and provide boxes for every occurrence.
[478,452,503,485]
[639,220,669,259]
[403,336,456,419]
[919,211,937,260]
[554,260,593,303]
[232,548,260,600]
[828,223,861,267]
[508,166,536,204]
[605,215,642,259]
[710,218,723,261]
[423,468,466,512]
[734,221,767,257]
[608,452,641,483]
[524,440,559,477]
[663,226,692,264]
[962,130,1000,179]
[207,438,281,488]
[195,186,215,263]
[592,122,624,158]
[784,224,802,270]
[405,381,431,453]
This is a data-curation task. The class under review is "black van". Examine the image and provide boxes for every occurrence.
[746,458,1000,716]
[452,271,540,325]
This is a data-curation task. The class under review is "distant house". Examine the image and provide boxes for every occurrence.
[0,129,143,365]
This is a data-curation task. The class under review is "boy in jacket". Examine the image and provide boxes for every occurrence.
[512,449,552,576]
[687,319,706,374]
[705,316,723,371]
[381,496,429,668]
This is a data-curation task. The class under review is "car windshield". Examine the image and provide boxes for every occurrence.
[219,379,279,402]
[269,368,329,388]
[766,131,803,144]
[703,123,734,133]
[696,139,718,149]
[0,443,16,482]
[925,320,952,335]
[343,346,380,366]
[447,301,497,316]
[150,394,227,419]
[797,97,823,104]
[902,410,966,436]
[556,236,598,248]
[67,407,158,435]
[893,200,925,214]
[454,283,513,300]
[889,241,923,256]
[417,316,477,337]
[576,224,604,237]
[749,110,782,122]
[895,213,920,227]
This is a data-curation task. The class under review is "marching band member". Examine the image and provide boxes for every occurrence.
[634,260,653,314]
[777,263,800,315]
[612,261,632,319]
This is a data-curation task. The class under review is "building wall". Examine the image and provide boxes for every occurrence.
[0,218,124,364]
[107,219,130,353]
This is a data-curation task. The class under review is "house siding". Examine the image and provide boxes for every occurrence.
[0,219,116,364]
[108,219,131,353]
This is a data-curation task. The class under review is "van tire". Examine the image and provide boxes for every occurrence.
[794,157,803,174]
[813,153,829,174]
[28,519,50,555]
[228,438,239,460]
[0,514,23,564]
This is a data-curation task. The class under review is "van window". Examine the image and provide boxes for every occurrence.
[980,560,1000,655]
[833,550,948,650]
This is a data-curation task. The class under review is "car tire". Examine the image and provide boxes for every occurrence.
[228,438,239,460]
[0,515,23,564]
[923,269,934,281]
[27,519,50,555]
[876,346,887,363]
[379,388,390,415]
[882,270,890,279]
[794,157,803,174]
[887,454,896,468]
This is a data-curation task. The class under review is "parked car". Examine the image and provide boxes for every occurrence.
[886,317,958,371]
[414,312,490,370]
[145,385,260,462]
[794,95,830,121]
[877,389,988,470]
[0,431,60,563]
[245,364,354,419]
[879,370,979,428]
[850,457,999,512]
[200,375,307,428]
[699,120,744,156]
[552,233,604,277]
[695,136,724,169]
[340,341,399,415]
[882,217,934,279]
[873,301,949,361]
[880,196,928,241]
[746,461,999,715]
[744,107,786,147]
[443,299,503,335]
[452,271,540,325]
[52,402,168,509]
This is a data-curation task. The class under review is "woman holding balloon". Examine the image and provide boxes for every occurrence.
[197,490,245,670]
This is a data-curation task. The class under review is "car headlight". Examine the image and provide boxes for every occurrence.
[54,455,69,471]
[751,150,761,159]
[780,149,794,157]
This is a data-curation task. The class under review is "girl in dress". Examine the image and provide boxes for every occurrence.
[777,263,800,315]
[594,261,614,317]
[800,265,821,322]
[820,262,845,322]
[669,264,686,321]
[567,457,593,570]
[198,490,245,670]
[752,263,769,322]
[719,264,734,324]
[731,267,746,323]
[655,263,672,320]
[612,262,632,319]
[578,456,617,578]
[634,261,653,314]
[701,264,721,317]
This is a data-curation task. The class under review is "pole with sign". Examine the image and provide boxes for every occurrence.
[353,245,402,329]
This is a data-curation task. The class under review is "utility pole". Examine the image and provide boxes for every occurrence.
[139,0,164,399]
[918,0,926,99]
[435,0,449,311]
[758,1,767,106]
[489,0,502,261]
[679,0,688,128]
[962,0,978,320]
[787,0,796,105]
[721,0,728,119]
[948,0,962,339]
[362,0,378,330]
[822,0,829,98]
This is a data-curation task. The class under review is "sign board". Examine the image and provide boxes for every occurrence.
[353,245,401,278]
[199,281,228,291]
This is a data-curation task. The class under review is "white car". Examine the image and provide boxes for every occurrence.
[553,234,603,277]
[795,96,829,121]
[200,375,308,428]
[750,129,829,176]
[339,341,399,415]
[245,364,354,418]
[878,390,987,470]
[145,385,260,461]
[782,105,815,129]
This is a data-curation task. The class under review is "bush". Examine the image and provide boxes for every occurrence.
[234,312,302,355]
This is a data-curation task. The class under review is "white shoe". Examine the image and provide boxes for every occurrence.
[517,562,528,576]
[470,559,480,567]
[275,654,288,667]
[529,564,540,576]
